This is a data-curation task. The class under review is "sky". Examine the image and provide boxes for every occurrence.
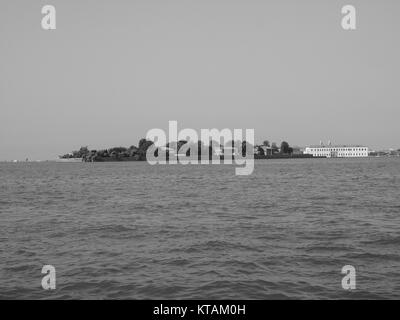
[1,0,399,160]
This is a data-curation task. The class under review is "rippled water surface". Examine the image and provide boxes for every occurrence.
[1,158,399,299]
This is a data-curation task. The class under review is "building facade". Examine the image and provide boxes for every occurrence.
[304,145,369,158]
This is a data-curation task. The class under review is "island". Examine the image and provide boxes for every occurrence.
[59,139,318,162]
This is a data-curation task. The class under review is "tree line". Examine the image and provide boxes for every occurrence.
[60,139,295,162]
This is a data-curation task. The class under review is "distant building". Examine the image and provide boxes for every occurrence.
[304,145,369,158]
[291,146,302,155]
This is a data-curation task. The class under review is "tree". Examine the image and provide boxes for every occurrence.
[269,142,279,154]
[263,140,270,147]
[241,141,247,157]
[241,140,254,157]
[137,139,154,160]
[138,138,147,149]
[280,141,290,154]
[79,146,89,155]
[109,147,127,154]
[128,145,138,157]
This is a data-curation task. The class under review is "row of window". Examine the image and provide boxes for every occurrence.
[314,153,367,157]
[309,148,367,152]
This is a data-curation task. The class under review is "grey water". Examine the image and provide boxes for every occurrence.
[0,158,399,299]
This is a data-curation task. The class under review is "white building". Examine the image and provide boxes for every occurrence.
[304,145,369,158]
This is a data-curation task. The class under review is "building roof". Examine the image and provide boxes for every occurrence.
[306,145,367,148]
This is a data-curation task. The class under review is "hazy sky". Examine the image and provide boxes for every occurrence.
[1,0,399,160]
